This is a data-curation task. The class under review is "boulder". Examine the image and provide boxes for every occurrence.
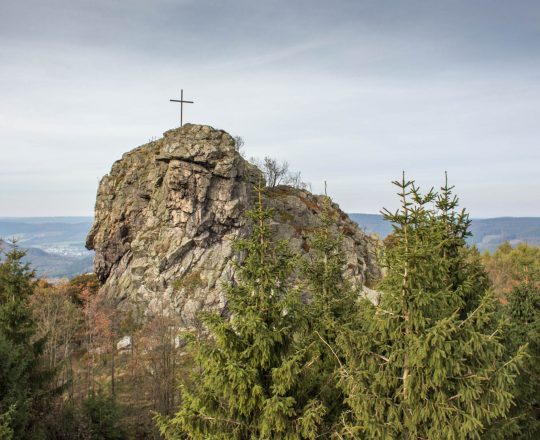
[87,124,381,328]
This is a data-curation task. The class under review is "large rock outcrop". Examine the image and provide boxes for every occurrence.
[86,124,380,328]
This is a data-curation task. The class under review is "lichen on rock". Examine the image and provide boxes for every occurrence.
[86,124,380,328]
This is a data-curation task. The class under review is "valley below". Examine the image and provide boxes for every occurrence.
[2,214,539,279]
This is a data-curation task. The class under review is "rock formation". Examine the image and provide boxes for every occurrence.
[86,124,380,328]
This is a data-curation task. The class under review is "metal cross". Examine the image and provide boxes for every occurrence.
[170,89,194,127]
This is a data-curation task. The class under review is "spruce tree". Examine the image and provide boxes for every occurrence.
[504,280,540,438]
[299,199,358,434]
[436,175,491,316]
[82,391,127,440]
[338,175,525,439]
[156,188,326,439]
[0,245,52,439]
[0,406,14,440]
[480,238,540,439]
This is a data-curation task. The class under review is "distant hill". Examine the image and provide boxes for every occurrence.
[21,246,93,279]
[1,214,539,279]
[0,216,94,225]
[349,214,540,253]
[0,217,94,279]
[349,213,394,240]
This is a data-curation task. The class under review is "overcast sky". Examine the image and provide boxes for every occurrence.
[1,0,539,217]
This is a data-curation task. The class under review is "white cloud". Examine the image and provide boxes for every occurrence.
[0,0,539,216]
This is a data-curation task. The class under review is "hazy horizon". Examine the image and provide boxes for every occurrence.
[1,0,539,217]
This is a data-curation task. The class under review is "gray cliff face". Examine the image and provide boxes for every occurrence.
[86,124,380,328]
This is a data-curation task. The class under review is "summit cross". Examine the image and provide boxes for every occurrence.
[170,89,194,127]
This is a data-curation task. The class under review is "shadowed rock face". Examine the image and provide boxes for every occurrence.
[87,124,380,328]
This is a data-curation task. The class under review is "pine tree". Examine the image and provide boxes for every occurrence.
[156,187,326,439]
[338,175,525,439]
[0,244,52,439]
[299,198,359,433]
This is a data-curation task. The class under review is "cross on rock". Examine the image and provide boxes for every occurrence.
[170,89,194,127]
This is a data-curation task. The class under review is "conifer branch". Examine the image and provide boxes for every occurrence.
[314,330,344,372]
[458,301,484,328]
